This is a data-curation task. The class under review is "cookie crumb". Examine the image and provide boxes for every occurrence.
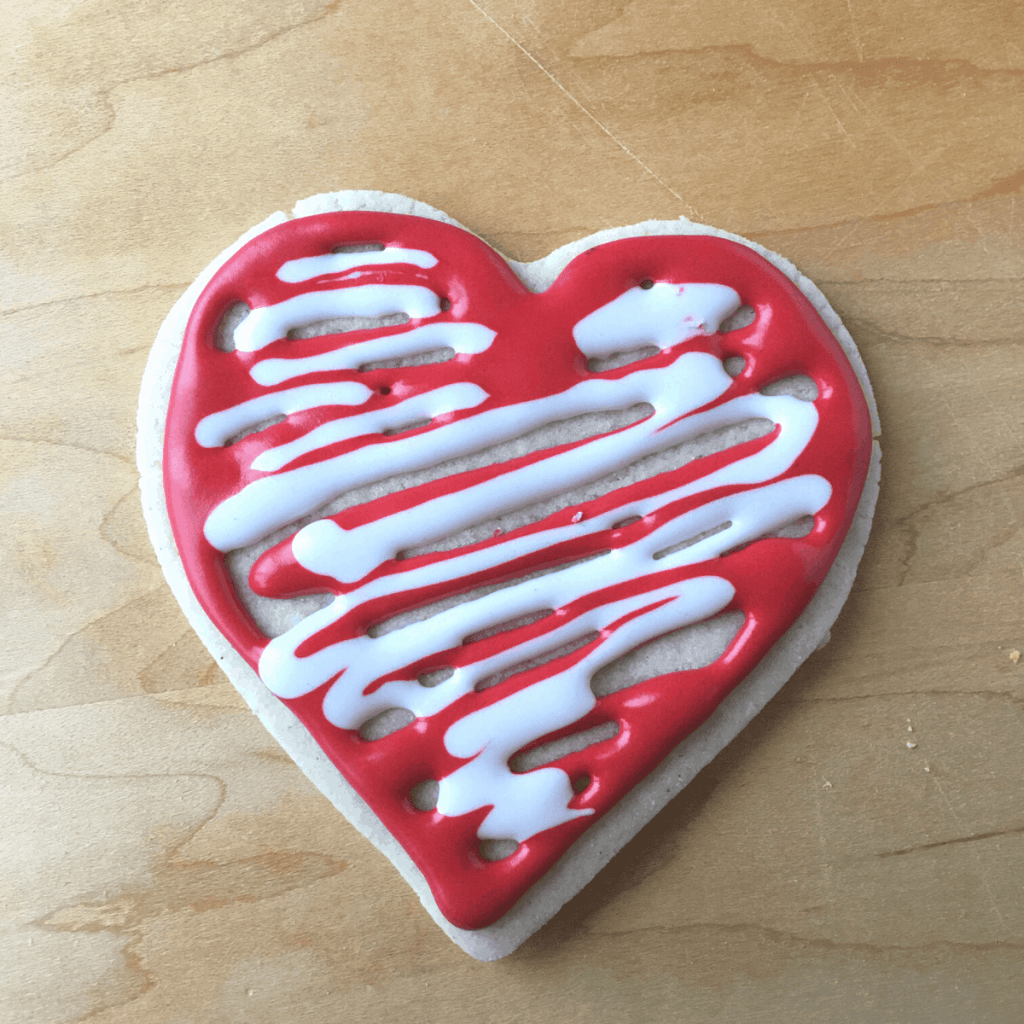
[1010,649,1020,664]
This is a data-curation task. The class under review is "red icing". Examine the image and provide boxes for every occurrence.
[163,212,872,931]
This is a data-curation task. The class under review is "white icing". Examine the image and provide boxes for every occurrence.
[210,270,833,844]
[194,381,372,448]
[250,323,497,386]
[436,576,735,841]
[250,382,489,473]
[277,247,438,282]
[573,282,741,357]
[203,351,732,552]
[260,474,830,709]
[290,389,816,583]
[260,471,828,842]
[233,284,442,352]
[291,473,826,656]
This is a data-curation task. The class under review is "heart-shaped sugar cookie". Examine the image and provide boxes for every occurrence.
[138,190,879,960]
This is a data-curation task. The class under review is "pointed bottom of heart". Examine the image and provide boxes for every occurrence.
[285,669,748,932]
[276,454,876,951]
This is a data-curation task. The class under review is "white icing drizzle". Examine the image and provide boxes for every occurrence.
[250,382,489,473]
[277,247,438,283]
[203,351,732,552]
[260,475,830,707]
[260,474,829,841]
[251,323,497,386]
[209,269,832,845]
[290,389,816,583]
[573,282,741,357]
[194,380,372,448]
[436,576,735,841]
[233,284,442,352]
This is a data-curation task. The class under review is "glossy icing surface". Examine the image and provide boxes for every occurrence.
[163,212,871,930]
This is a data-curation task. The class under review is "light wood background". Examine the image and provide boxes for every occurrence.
[2,1,1022,1021]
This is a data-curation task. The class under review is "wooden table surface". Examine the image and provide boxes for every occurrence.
[3,2,1022,1021]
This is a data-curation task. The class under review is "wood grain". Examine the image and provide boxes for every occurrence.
[1,1,1021,1021]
